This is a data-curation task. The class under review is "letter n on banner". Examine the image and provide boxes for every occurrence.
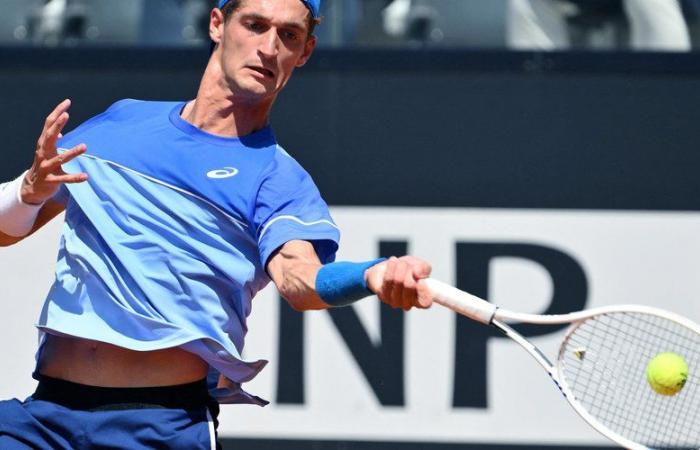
[276,241,407,406]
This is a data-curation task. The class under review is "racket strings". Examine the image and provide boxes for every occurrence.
[582,318,691,446]
[564,316,696,449]
[558,312,699,449]
[596,314,698,448]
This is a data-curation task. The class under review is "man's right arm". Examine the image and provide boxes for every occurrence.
[0,99,88,246]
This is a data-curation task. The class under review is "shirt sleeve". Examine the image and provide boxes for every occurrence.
[52,103,119,206]
[54,100,139,204]
[253,150,340,268]
[57,99,137,150]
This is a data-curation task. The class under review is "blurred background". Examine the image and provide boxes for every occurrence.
[1,1,700,450]
[3,0,700,50]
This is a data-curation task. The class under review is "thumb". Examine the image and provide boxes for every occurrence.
[415,279,433,309]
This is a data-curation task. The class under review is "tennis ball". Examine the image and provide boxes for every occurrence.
[646,352,688,396]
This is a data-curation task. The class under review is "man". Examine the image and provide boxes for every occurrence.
[0,0,433,448]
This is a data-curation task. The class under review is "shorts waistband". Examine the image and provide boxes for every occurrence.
[33,375,211,411]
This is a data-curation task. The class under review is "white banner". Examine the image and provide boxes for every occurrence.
[1,207,699,446]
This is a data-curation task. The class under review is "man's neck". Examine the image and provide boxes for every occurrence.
[181,60,274,138]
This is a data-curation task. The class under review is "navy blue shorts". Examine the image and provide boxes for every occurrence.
[0,376,221,449]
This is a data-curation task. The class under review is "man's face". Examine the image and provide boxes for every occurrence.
[212,0,316,103]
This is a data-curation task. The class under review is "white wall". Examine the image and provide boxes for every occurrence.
[1,207,698,446]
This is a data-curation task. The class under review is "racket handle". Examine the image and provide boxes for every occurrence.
[423,279,497,324]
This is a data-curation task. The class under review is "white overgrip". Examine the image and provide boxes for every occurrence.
[423,279,497,324]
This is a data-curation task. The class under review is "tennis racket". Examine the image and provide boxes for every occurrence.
[424,278,700,450]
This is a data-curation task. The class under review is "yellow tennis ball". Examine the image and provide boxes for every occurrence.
[646,352,688,396]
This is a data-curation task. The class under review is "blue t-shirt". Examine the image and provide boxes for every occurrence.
[38,99,340,405]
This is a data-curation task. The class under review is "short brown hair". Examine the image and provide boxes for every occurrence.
[220,0,321,37]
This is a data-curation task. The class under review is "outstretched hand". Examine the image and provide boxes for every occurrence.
[365,256,433,311]
[21,99,88,205]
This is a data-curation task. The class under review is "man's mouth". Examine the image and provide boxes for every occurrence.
[247,66,275,78]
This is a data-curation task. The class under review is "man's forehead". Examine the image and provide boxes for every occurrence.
[235,0,311,28]
[237,0,306,13]
[221,0,320,18]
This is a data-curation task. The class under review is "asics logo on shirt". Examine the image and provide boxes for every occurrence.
[207,167,239,179]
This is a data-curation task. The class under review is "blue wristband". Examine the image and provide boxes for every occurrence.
[315,258,387,307]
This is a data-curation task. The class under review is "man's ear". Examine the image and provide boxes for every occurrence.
[296,35,317,67]
[209,8,225,46]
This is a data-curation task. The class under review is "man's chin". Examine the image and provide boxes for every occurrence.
[225,88,271,105]
[235,79,276,99]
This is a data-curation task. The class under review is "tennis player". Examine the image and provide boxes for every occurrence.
[0,0,432,448]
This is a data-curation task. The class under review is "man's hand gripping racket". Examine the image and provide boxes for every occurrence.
[424,278,699,450]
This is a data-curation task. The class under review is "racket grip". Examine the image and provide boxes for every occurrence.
[423,279,497,324]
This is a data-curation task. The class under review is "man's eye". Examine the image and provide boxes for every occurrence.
[283,31,299,41]
[247,22,264,31]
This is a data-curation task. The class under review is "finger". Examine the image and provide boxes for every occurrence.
[46,144,86,169]
[390,260,408,309]
[411,260,432,279]
[402,269,417,311]
[45,172,88,184]
[37,112,68,155]
[44,112,70,149]
[43,99,71,133]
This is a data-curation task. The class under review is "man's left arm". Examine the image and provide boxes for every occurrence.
[266,240,433,311]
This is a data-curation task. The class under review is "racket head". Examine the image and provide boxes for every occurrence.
[555,307,699,450]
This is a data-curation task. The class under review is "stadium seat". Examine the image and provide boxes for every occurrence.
[0,0,44,45]
[408,0,508,47]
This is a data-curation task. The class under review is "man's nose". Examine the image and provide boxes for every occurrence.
[258,30,280,57]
